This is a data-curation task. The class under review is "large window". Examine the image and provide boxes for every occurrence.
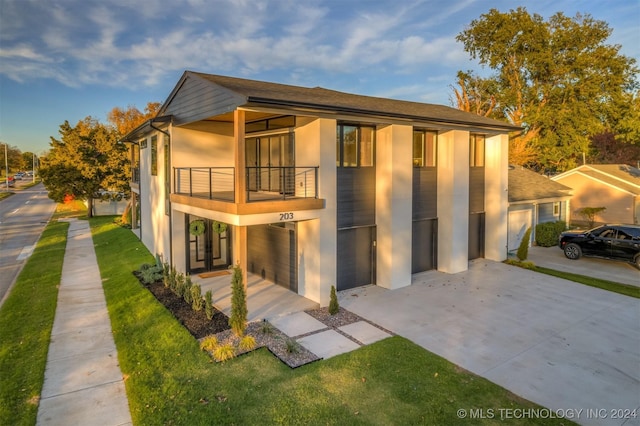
[336,124,375,167]
[151,135,158,176]
[470,134,485,167]
[413,130,437,167]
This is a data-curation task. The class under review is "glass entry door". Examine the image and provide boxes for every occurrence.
[246,133,294,193]
[186,216,230,274]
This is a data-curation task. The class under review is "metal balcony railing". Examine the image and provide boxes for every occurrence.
[173,166,319,203]
[174,167,235,202]
[245,166,318,201]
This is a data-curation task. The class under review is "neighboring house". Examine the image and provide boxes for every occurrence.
[121,71,518,305]
[551,164,640,226]
[507,165,572,252]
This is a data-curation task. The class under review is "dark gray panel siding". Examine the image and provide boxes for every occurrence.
[469,167,485,213]
[337,168,376,229]
[165,75,246,125]
[248,224,297,292]
[412,168,437,220]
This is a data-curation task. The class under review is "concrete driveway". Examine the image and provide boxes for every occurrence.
[339,260,639,426]
[528,245,639,287]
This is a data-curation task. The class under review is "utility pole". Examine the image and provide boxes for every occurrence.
[3,143,8,191]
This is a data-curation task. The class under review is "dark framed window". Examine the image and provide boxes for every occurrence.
[151,135,158,176]
[413,130,437,167]
[140,138,147,149]
[470,134,485,167]
[336,124,375,167]
[245,115,295,133]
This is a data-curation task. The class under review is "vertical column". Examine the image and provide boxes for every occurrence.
[484,133,509,261]
[376,124,413,289]
[233,110,248,285]
[437,130,470,273]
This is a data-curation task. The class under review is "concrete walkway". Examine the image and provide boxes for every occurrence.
[340,260,640,426]
[37,219,131,426]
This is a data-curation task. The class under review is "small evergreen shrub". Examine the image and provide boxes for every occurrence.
[139,266,162,285]
[204,290,214,320]
[213,342,236,362]
[183,276,193,305]
[535,220,566,247]
[229,265,248,337]
[516,227,532,261]
[239,335,256,352]
[329,285,339,315]
[162,262,171,288]
[191,285,203,311]
[200,336,218,352]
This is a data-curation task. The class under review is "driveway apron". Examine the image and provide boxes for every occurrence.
[340,260,640,426]
[36,219,131,426]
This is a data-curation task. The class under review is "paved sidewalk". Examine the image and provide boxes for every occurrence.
[36,219,131,426]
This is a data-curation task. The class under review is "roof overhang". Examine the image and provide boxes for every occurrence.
[119,115,173,144]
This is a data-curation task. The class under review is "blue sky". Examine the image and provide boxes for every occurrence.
[1,0,638,154]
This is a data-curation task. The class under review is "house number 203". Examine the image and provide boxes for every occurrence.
[279,212,294,221]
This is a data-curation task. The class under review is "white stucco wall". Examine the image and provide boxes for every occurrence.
[437,130,470,273]
[295,118,337,306]
[376,124,413,289]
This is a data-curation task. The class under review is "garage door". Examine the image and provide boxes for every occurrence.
[412,218,437,273]
[248,224,297,292]
[508,209,533,252]
[337,226,376,291]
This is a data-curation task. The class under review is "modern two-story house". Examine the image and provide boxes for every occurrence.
[122,71,519,305]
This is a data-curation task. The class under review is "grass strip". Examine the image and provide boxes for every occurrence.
[92,216,570,425]
[0,220,69,425]
[534,266,640,298]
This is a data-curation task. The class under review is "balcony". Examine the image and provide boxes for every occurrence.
[174,166,319,203]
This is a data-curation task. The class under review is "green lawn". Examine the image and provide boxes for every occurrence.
[90,217,570,425]
[0,220,69,426]
[534,266,640,298]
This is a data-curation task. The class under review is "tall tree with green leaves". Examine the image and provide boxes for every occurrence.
[40,117,128,216]
[454,8,638,172]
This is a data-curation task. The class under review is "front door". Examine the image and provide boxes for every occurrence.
[337,226,376,291]
[186,216,231,274]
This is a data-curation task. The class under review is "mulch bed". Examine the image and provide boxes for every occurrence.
[143,279,230,339]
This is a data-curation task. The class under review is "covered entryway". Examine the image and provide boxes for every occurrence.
[186,215,231,274]
[337,226,376,291]
[468,212,485,260]
[247,223,297,292]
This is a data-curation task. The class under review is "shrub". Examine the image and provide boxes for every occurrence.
[329,285,339,315]
[229,265,247,337]
[200,336,218,352]
[285,338,301,354]
[139,266,162,285]
[577,207,606,228]
[174,272,185,298]
[204,290,214,320]
[213,342,236,362]
[259,320,274,335]
[535,220,566,247]
[191,285,203,311]
[162,262,171,288]
[183,276,193,305]
[239,335,256,352]
[516,227,532,261]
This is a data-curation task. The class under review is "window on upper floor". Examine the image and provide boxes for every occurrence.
[413,130,437,167]
[336,124,375,167]
[470,134,485,167]
[151,135,158,176]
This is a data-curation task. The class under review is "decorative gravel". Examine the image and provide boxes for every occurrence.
[204,307,384,368]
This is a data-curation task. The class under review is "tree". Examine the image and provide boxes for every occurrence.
[107,102,161,137]
[0,143,23,176]
[455,8,639,172]
[228,264,247,337]
[39,117,129,217]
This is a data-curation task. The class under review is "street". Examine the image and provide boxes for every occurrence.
[0,182,56,306]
